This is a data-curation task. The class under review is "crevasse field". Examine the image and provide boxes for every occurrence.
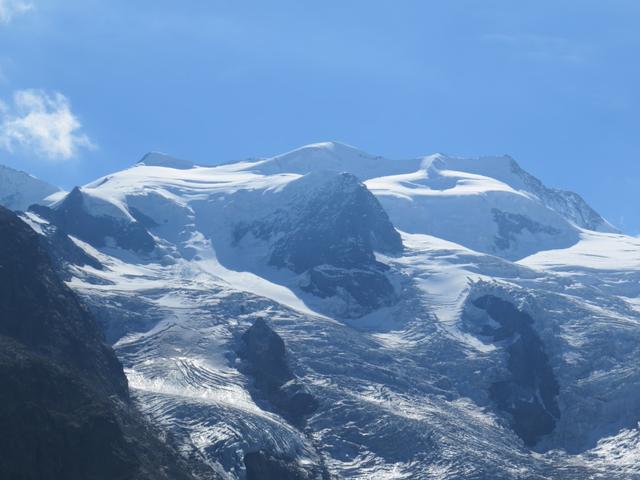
[13,142,640,479]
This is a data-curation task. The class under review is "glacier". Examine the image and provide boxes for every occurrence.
[6,141,640,479]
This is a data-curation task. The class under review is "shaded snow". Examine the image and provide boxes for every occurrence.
[22,143,640,479]
[0,163,61,211]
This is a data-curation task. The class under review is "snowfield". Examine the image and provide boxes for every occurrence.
[8,141,640,479]
[0,163,61,211]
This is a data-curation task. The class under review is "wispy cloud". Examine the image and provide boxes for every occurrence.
[0,0,33,24]
[0,90,95,160]
[483,33,590,64]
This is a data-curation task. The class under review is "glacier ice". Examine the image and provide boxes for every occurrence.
[8,143,640,479]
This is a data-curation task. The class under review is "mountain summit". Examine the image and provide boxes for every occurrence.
[2,143,638,479]
[0,163,61,211]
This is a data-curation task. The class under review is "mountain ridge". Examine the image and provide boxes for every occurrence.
[1,143,639,479]
[0,206,206,480]
[0,163,61,211]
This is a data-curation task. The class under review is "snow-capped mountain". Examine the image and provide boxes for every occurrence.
[9,142,640,479]
[0,163,62,211]
[0,206,200,480]
[364,152,615,259]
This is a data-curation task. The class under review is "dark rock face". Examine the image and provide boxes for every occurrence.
[239,320,323,479]
[0,206,198,480]
[18,213,103,276]
[238,319,318,425]
[492,208,561,252]
[235,173,402,314]
[473,295,560,446]
[240,318,291,387]
[31,187,155,254]
[44,227,104,272]
[0,342,136,480]
[129,206,159,229]
[268,173,403,272]
[0,207,127,395]
[301,264,397,309]
[244,450,312,480]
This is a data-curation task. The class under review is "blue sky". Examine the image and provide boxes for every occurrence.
[1,1,639,231]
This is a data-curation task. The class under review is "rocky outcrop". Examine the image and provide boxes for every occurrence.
[28,218,104,275]
[300,264,396,314]
[473,295,560,446]
[267,172,402,272]
[237,319,318,425]
[492,209,561,252]
[31,187,155,254]
[238,319,325,479]
[244,450,314,480]
[234,172,402,316]
[0,206,199,480]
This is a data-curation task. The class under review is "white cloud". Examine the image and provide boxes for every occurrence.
[0,89,95,160]
[0,0,33,24]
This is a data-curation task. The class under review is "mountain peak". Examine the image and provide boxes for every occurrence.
[275,141,374,164]
[299,140,364,154]
[0,163,61,211]
[250,141,419,180]
[137,152,195,169]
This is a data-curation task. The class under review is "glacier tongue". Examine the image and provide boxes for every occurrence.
[15,143,640,479]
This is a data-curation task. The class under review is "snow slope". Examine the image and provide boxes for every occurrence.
[20,144,640,479]
[365,153,614,259]
[236,142,614,259]
[0,163,61,211]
